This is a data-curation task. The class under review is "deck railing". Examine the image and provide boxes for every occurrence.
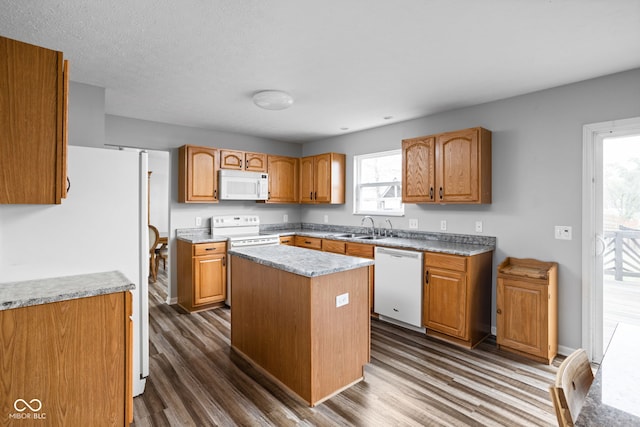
[604,228,640,280]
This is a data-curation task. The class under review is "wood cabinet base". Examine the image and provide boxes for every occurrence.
[230,256,369,406]
[0,293,132,425]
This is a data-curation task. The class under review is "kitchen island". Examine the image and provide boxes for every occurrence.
[229,245,373,406]
[0,271,134,426]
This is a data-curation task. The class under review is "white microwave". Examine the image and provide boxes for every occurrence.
[218,169,269,201]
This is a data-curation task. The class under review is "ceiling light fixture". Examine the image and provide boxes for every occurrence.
[252,90,294,110]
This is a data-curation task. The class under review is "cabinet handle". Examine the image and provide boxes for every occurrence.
[305,240,312,244]
[214,189,217,199]
[314,191,317,200]
[223,256,226,267]
[439,187,443,199]
[67,177,71,193]
[429,187,433,199]
[205,247,217,251]
[496,308,502,314]
[310,191,313,200]
[425,270,429,284]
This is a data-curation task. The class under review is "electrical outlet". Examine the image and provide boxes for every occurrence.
[195,216,202,227]
[283,214,288,223]
[409,219,418,229]
[555,225,572,240]
[440,220,447,231]
[336,293,349,307]
[475,221,483,233]
[324,214,329,223]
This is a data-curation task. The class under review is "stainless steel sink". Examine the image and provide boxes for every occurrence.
[354,235,387,240]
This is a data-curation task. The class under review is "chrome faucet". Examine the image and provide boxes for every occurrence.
[383,218,393,237]
[361,216,375,238]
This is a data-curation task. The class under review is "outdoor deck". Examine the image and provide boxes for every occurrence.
[604,277,640,347]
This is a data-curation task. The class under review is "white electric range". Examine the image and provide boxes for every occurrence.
[211,215,280,304]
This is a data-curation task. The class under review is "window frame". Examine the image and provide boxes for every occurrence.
[353,149,404,217]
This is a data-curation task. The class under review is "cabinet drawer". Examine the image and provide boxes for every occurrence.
[294,235,322,250]
[346,242,374,259]
[193,242,226,256]
[279,236,294,245]
[424,252,466,271]
[323,239,346,254]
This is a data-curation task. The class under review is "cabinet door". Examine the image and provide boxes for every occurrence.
[299,156,315,203]
[180,145,218,202]
[267,155,299,203]
[423,267,467,339]
[0,36,67,204]
[245,152,267,172]
[402,137,436,203]
[497,278,548,357]
[436,128,479,203]
[220,149,244,170]
[313,153,332,203]
[193,254,226,305]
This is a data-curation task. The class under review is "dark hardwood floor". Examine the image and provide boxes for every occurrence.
[133,270,560,426]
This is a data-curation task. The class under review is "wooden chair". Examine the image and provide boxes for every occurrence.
[148,225,160,283]
[549,348,594,426]
[155,241,168,273]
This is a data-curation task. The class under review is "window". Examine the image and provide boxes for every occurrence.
[354,150,404,216]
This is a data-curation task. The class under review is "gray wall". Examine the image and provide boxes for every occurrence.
[302,68,640,351]
[68,82,105,147]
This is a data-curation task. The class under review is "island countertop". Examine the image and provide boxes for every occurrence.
[229,245,374,278]
[0,271,135,311]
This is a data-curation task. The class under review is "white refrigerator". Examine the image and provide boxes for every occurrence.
[0,145,149,396]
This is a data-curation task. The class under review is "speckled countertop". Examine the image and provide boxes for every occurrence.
[0,271,135,311]
[575,323,640,426]
[229,245,374,278]
[177,223,495,256]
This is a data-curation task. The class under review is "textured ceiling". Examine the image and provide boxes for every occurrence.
[1,0,639,143]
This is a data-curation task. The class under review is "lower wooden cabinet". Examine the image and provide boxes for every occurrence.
[423,251,493,348]
[177,240,227,312]
[294,235,322,250]
[279,235,295,245]
[345,242,375,314]
[0,292,132,425]
[496,257,558,364]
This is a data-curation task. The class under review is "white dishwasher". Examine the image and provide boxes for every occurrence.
[374,246,423,328]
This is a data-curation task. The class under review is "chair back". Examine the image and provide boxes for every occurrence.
[549,348,594,426]
[148,225,160,254]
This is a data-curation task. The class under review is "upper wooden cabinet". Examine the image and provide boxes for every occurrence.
[0,36,69,204]
[265,155,299,203]
[178,145,219,203]
[300,153,345,204]
[402,127,491,204]
[220,149,267,172]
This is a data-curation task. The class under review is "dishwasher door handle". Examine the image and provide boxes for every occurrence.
[375,247,421,259]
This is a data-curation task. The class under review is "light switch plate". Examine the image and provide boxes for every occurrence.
[195,216,202,227]
[475,221,483,233]
[555,225,572,240]
[324,214,329,223]
[440,220,447,231]
[283,214,288,223]
[409,219,418,229]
